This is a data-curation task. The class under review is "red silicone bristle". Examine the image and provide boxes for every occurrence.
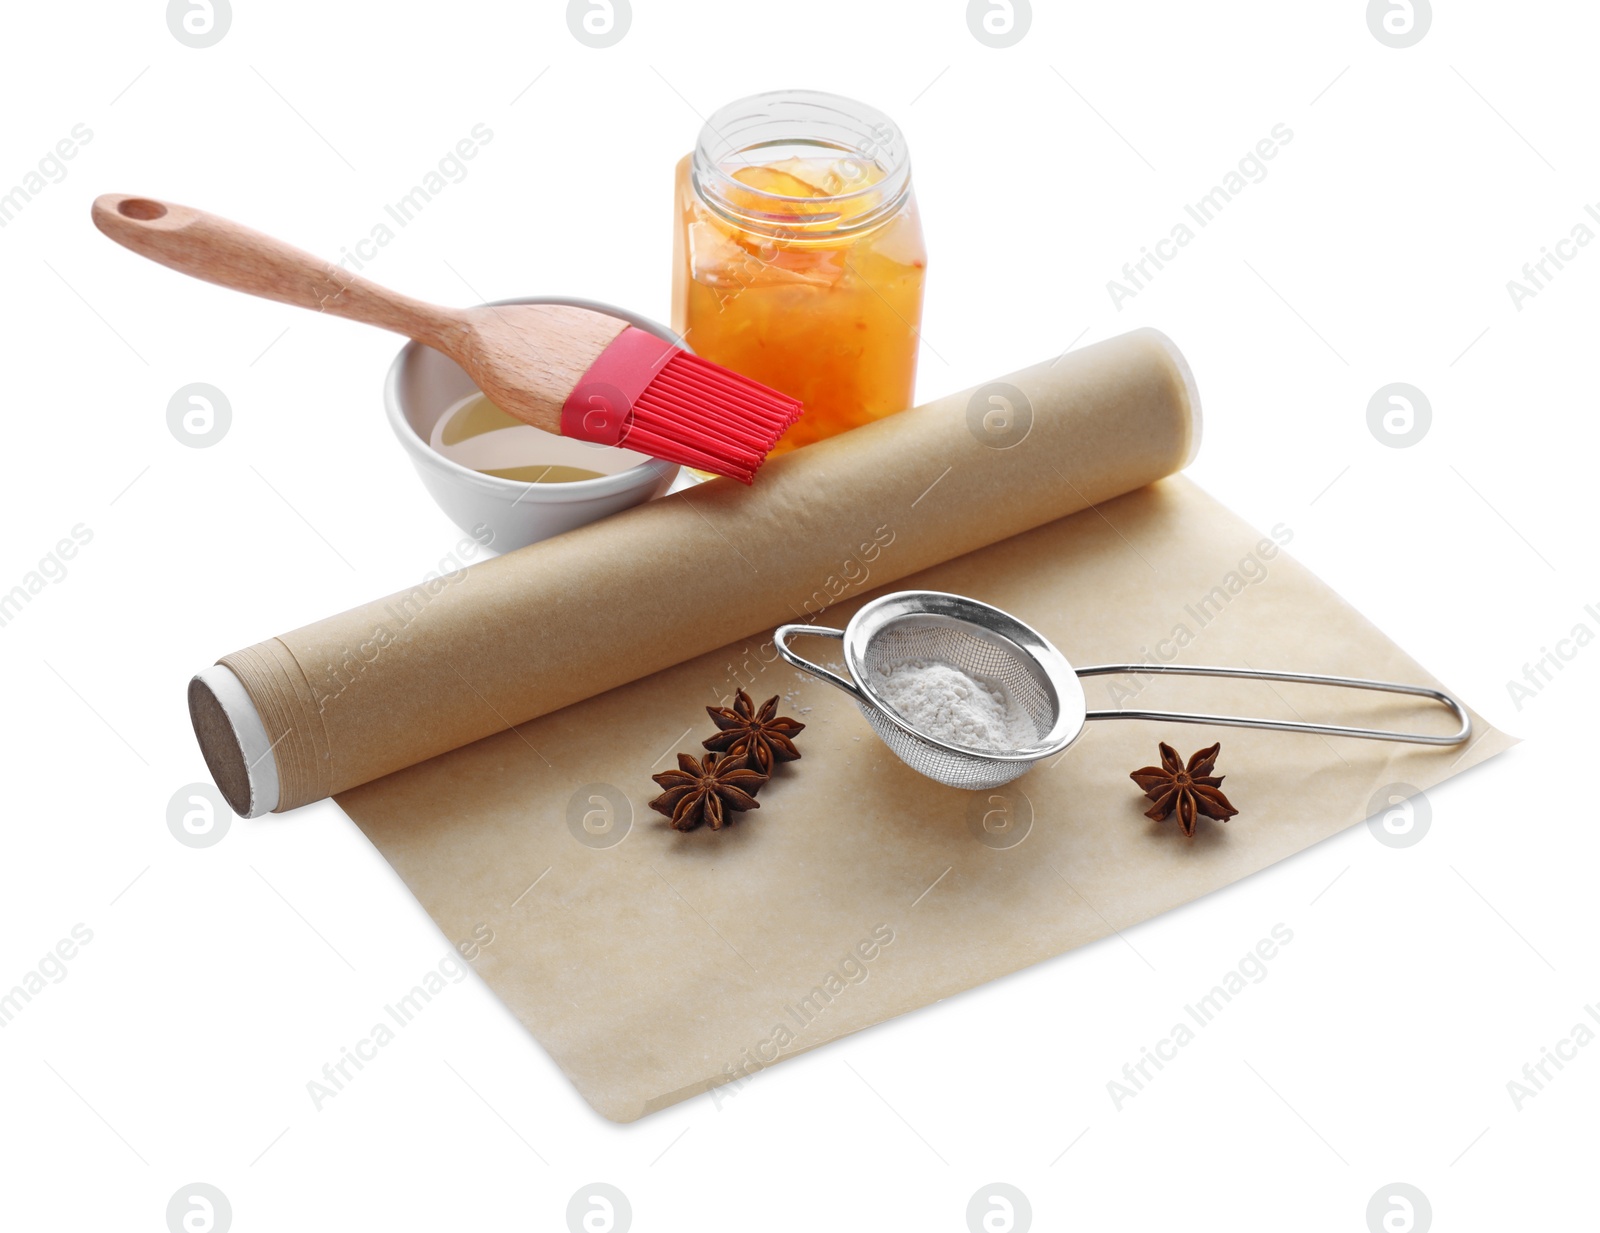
[631,352,804,484]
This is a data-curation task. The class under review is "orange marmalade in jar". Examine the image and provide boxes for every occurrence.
[672,90,926,456]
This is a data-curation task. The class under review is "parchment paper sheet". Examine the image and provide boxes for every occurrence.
[336,477,1512,1122]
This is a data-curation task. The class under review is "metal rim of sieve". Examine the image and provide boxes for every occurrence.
[775,591,1087,764]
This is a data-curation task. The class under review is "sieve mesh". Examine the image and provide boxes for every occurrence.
[854,616,1059,790]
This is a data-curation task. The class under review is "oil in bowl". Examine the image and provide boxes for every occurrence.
[433,393,620,483]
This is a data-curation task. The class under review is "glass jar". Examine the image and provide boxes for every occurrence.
[671,89,927,456]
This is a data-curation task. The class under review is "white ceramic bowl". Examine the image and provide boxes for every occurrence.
[384,297,681,551]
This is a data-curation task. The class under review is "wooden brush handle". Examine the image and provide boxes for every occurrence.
[91,194,460,346]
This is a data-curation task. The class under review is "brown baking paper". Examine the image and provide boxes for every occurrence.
[336,478,1510,1121]
[201,329,1512,1121]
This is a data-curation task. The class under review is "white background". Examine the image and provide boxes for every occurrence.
[2,1,1596,1229]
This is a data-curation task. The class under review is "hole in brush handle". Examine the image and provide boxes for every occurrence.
[118,197,168,221]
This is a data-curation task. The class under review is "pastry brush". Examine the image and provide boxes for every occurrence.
[91,194,803,483]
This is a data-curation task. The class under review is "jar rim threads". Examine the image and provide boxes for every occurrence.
[690,89,912,240]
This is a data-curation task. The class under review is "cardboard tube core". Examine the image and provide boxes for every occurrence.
[188,665,279,818]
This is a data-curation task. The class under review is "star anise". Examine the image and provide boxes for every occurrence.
[1129,741,1239,838]
[649,751,767,832]
[702,688,805,776]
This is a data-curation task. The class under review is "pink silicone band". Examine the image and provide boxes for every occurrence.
[560,326,681,446]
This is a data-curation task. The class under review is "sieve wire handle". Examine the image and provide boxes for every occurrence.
[773,624,866,703]
[1077,663,1472,746]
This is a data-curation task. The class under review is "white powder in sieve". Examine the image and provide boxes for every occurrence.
[874,659,1035,752]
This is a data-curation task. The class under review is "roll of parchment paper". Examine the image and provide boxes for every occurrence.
[190,328,1200,816]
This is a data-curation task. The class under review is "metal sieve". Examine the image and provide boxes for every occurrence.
[774,591,1471,791]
